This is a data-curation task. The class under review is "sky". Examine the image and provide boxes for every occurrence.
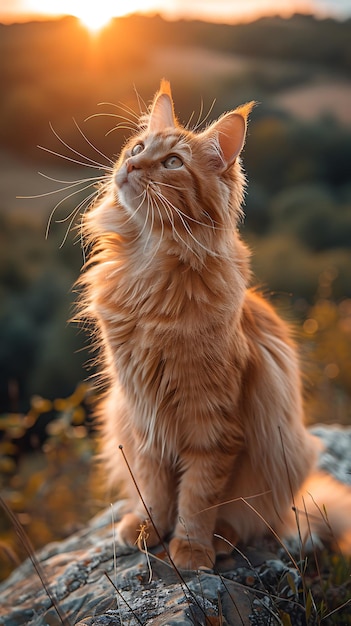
[0,0,351,25]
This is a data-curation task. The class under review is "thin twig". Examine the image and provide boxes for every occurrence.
[118,445,214,625]
[0,495,70,626]
[104,571,144,625]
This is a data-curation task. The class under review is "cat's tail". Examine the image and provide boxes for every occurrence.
[284,470,351,554]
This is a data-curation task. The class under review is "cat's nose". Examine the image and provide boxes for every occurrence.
[126,158,139,174]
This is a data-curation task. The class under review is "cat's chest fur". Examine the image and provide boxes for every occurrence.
[93,248,248,454]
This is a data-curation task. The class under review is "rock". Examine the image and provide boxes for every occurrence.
[0,426,350,626]
[311,424,351,485]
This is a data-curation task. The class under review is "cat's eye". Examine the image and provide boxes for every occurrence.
[163,155,183,169]
[131,142,144,156]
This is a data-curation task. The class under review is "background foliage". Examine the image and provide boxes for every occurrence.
[0,12,351,581]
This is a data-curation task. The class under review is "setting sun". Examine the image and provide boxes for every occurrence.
[1,0,350,27]
[76,0,157,32]
[77,6,115,32]
[24,0,160,32]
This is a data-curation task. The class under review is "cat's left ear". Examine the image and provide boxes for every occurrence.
[148,79,177,132]
[207,102,255,170]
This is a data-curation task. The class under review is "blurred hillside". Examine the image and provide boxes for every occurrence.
[1,14,351,157]
[1,12,351,416]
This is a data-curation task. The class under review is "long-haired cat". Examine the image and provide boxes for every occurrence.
[79,80,351,569]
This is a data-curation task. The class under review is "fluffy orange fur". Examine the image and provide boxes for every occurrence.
[79,81,351,569]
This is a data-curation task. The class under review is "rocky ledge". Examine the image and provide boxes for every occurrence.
[0,425,350,626]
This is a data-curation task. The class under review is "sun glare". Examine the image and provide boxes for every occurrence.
[26,0,160,33]
[77,0,161,32]
[77,7,114,32]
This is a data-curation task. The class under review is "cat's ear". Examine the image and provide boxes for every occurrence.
[148,79,177,132]
[207,102,255,170]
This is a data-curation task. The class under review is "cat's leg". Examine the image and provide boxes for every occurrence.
[169,451,236,570]
[101,390,176,548]
[117,451,176,549]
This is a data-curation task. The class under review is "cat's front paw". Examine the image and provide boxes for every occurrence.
[117,512,161,548]
[169,537,215,571]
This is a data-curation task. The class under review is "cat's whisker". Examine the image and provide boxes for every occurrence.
[58,200,88,249]
[86,112,139,132]
[120,189,147,228]
[152,198,165,259]
[72,117,115,166]
[55,187,101,225]
[105,123,139,136]
[175,206,226,233]
[153,191,204,262]
[99,100,141,122]
[173,206,215,256]
[132,86,148,117]
[17,174,106,201]
[86,102,141,135]
[153,190,219,258]
[202,210,217,230]
[77,193,106,265]
[135,197,161,271]
[38,171,107,186]
[45,179,105,239]
[59,184,106,250]
[153,194,180,244]
[150,180,187,192]
[132,187,147,201]
[38,145,113,172]
[118,100,146,123]
[89,108,138,122]
[137,194,152,246]
[154,194,177,240]
[195,98,217,131]
[192,97,204,133]
[207,135,224,166]
[143,191,154,255]
[173,207,193,235]
[185,110,195,130]
[85,112,123,121]
[76,205,93,264]
[142,192,165,268]
[119,104,141,122]
[150,181,227,232]
[119,189,160,249]
[47,121,113,171]
[75,181,108,228]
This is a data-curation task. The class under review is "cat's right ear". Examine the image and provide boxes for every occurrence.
[205,102,255,171]
[148,79,177,133]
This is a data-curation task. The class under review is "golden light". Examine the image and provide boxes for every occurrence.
[77,6,115,33]
[25,0,161,33]
[75,1,156,32]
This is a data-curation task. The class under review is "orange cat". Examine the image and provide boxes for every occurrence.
[79,80,351,569]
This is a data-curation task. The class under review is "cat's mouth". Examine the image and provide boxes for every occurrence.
[115,165,150,214]
[115,165,129,189]
[115,164,145,192]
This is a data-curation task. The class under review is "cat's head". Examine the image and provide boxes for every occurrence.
[111,80,254,261]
